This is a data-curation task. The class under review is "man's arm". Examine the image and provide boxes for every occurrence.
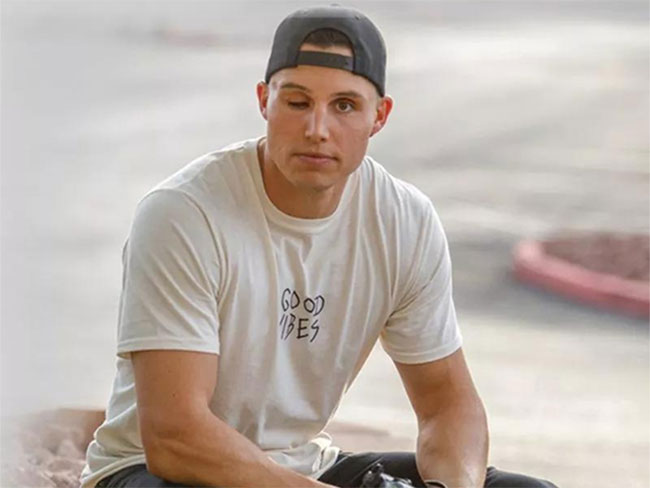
[132,349,333,488]
[394,348,488,488]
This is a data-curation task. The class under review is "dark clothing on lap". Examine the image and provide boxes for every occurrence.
[96,451,558,488]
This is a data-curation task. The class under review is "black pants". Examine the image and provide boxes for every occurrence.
[96,451,558,487]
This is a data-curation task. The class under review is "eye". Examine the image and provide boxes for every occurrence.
[335,100,356,113]
[287,101,309,109]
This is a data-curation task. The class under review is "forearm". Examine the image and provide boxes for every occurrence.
[415,399,489,488]
[146,407,331,488]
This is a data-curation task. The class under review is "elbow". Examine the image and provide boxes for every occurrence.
[145,451,166,480]
[140,418,195,481]
[139,406,218,482]
[141,428,177,480]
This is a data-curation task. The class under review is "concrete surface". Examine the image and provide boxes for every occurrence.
[1,2,648,487]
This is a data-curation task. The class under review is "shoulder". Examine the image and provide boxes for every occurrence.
[359,155,438,225]
[134,137,259,219]
[153,138,255,194]
[357,155,449,266]
[126,188,223,276]
[134,188,203,225]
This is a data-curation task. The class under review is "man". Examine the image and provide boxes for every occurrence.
[81,5,558,488]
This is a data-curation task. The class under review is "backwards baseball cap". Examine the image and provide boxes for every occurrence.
[264,5,387,96]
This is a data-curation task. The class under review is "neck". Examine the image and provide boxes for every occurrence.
[257,138,347,219]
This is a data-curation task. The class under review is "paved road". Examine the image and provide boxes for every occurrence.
[2,2,648,487]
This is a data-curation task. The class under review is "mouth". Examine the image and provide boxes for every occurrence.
[294,152,337,165]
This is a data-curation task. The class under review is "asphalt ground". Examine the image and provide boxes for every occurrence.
[2,2,648,487]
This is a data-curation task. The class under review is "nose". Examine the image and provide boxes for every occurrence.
[304,104,329,142]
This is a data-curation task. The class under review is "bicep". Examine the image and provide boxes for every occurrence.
[132,349,219,449]
[119,190,221,358]
[381,201,461,364]
[394,348,478,422]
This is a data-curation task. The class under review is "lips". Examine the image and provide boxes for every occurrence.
[295,151,336,164]
[297,151,334,159]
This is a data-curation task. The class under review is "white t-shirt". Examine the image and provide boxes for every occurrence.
[81,137,462,487]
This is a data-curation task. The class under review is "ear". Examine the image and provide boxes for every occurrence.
[369,95,394,138]
[256,81,269,120]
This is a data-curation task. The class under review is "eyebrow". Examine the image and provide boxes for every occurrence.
[333,90,364,99]
[279,82,311,92]
[279,82,365,100]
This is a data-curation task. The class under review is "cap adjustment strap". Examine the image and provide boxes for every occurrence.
[295,51,354,71]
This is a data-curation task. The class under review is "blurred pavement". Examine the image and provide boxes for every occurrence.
[2,2,648,487]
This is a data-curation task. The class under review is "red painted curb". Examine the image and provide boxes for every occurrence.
[513,239,650,318]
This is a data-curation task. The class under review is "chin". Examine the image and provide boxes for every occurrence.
[293,176,336,193]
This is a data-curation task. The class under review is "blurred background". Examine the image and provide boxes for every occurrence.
[1,1,648,487]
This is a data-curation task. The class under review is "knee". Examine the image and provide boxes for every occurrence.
[485,466,559,488]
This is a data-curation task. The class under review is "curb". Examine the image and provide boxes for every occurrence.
[513,239,650,318]
[2,409,415,468]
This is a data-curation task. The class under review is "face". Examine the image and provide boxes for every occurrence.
[256,44,393,194]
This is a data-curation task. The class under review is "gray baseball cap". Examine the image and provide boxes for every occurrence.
[264,5,387,96]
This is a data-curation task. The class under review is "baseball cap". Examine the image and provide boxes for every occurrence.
[264,5,387,96]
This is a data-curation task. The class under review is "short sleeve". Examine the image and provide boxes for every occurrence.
[116,189,221,359]
[380,201,462,364]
